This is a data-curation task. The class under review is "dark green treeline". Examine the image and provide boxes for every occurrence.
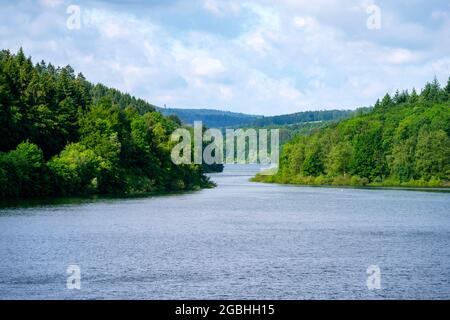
[255,78,450,188]
[0,48,211,200]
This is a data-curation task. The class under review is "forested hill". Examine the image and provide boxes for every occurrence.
[249,109,366,127]
[158,107,259,128]
[254,78,450,188]
[0,48,211,200]
[158,106,361,129]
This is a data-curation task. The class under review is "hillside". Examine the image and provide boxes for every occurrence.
[0,48,212,200]
[158,107,260,128]
[159,107,363,144]
[250,109,367,127]
[243,108,372,144]
[254,78,450,188]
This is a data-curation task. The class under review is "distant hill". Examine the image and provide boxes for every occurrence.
[157,107,261,128]
[158,107,364,130]
[246,108,372,144]
[250,109,367,127]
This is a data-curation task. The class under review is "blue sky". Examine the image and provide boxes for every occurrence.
[1,0,449,115]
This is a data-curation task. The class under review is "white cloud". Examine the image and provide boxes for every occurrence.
[3,0,449,115]
[203,0,219,14]
[202,0,240,16]
[101,22,130,39]
[219,85,233,99]
[241,31,270,53]
[170,42,226,83]
[293,16,307,28]
[191,56,225,77]
[39,0,64,8]
[383,48,418,65]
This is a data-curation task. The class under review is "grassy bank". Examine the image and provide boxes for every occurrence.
[252,173,450,188]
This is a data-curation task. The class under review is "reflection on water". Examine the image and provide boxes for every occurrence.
[0,164,449,299]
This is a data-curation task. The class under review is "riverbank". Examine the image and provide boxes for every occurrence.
[252,173,450,190]
[0,181,216,209]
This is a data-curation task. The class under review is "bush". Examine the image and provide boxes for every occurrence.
[331,175,352,186]
[0,142,47,199]
[314,175,328,185]
[48,143,100,195]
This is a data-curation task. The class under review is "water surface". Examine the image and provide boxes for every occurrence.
[1,165,449,299]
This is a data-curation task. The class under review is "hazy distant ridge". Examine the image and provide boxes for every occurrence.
[157,107,362,129]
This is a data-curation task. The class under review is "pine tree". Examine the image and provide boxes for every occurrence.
[409,88,419,103]
[393,90,400,104]
[444,77,450,101]
[373,99,381,109]
[421,76,443,103]
[381,93,392,107]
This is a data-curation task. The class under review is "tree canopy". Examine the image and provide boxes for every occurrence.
[0,48,212,200]
[255,78,450,188]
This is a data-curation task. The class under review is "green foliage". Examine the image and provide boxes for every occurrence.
[160,107,368,132]
[250,109,366,127]
[326,141,352,176]
[159,108,258,128]
[0,142,48,198]
[414,129,450,181]
[0,49,212,200]
[47,143,99,195]
[257,78,450,188]
[302,144,324,176]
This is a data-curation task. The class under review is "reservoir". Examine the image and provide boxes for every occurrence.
[1,165,449,299]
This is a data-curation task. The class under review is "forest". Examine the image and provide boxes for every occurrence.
[160,107,364,131]
[254,78,450,187]
[0,48,214,200]
[249,108,370,127]
[159,107,258,128]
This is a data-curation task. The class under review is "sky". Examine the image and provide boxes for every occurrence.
[0,0,449,115]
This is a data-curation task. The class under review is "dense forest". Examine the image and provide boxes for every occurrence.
[0,48,213,200]
[236,108,371,145]
[238,108,371,145]
[254,78,450,187]
[161,107,366,147]
[250,109,370,127]
[159,107,259,128]
[160,106,362,131]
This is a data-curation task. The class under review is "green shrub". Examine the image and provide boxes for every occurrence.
[0,142,47,198]
[47,143,100,195]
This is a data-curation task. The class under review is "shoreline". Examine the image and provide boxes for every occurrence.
[251,177,450,193]
[0,183,216,209]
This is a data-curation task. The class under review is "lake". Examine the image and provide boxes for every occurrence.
[0,165,449,299]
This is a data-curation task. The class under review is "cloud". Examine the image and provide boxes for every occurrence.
[101,21,130,38]
[1,0,449,115]
[383,48,419,65]
[202,0,240,16]
[39,0,64,8]
[293,16,308,28]
[191,57,225,77]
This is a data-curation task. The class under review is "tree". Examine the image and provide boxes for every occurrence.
[0,142,47,198]
[326,141,353,176]
[380,93,392,107]
[349,121,386,180]
[420,77,443,103]
[444,77,450,101]
[0,48,213,200]
[48,143,99,195]
[257,78,450,187]
[414,129,450,180]
[302,145,324,176]
[408,88,419,103]
[389,138,415,181]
